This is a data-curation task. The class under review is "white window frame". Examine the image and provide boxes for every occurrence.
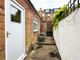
[33,17,38,32]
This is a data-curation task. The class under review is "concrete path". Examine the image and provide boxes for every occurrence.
[25,36,61,60]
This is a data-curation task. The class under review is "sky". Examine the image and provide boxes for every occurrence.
[30,0,70,10]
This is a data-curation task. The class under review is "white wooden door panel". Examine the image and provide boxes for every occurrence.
[5,0,26,60]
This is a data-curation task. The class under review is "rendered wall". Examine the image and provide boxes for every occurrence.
[53,8,80,60]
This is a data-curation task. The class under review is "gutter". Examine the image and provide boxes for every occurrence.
[26,0,41,18]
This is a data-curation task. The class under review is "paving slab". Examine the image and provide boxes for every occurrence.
[25,36,61,60]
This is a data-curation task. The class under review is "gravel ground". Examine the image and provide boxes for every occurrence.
[25,36,61,60]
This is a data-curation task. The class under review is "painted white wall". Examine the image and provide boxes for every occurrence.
[53,8,80,60]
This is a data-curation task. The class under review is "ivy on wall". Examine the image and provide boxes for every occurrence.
[53,5,68,30]
[53,0,80,30]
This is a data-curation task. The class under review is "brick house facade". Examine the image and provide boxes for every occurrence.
[17,0,41,51]
[0,0,5,60]
[38,8,47,35]
[0,0,41,60]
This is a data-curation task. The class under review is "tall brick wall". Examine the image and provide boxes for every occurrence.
[0,0,5,60]
[17,0,41,51]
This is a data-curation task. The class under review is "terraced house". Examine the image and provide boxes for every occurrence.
[0,0,41,60]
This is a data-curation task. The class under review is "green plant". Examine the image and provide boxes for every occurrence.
[53,5,67,29]
[53,0,80,30]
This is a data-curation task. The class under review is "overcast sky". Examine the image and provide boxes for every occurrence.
[30,0,69,10]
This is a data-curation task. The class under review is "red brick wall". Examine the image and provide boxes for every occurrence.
[17,0,41,51]
[0,0,5,60]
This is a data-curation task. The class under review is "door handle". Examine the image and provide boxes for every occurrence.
[6,31,11,37]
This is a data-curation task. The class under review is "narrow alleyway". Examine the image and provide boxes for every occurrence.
[25,36,61,60]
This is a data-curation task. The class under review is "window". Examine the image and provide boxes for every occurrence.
[33,17,38,32]
[10,5,21,23]
[45,9,49,12]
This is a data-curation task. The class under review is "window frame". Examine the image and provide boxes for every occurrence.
[33,17,38,32]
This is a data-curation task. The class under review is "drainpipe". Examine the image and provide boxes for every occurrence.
[78,0,79,8]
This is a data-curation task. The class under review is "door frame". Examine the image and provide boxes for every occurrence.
[5,0,26,60]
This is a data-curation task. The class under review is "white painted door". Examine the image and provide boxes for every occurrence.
[5,0,25,60]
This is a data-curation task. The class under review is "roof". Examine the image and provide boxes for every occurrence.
[26,0,41,18]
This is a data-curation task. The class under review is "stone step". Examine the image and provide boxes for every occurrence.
[36,42,56,45]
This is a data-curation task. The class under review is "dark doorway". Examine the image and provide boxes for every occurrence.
[47,31,53,36]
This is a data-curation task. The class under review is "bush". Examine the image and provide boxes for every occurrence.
[53,5,67,29]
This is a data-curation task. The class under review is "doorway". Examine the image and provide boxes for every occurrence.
[5,0,26,60]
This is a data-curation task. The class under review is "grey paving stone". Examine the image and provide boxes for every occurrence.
[25,36,61,60]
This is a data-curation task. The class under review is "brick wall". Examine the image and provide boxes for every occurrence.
[25,3,41,51]
[17,0,41,51]
[0,0,5,60]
